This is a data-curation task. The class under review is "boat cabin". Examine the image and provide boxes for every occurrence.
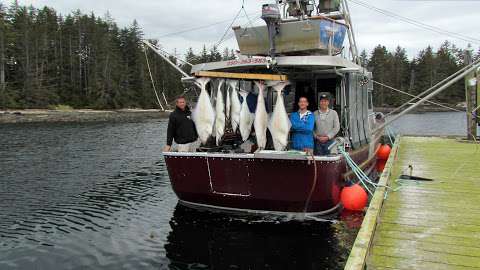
[189,56,375,152]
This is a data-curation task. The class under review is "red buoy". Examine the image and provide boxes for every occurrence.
[341,184,368,211]
[377,144,392,160]
[376,160,387,173]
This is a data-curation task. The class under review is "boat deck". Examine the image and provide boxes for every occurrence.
[345,136,480,270]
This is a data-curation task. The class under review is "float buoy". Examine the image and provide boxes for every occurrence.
[376,160,387,173]
[377,144,391,160]
[341,184,368,211]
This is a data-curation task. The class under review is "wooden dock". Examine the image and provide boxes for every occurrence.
[345,136,480,270]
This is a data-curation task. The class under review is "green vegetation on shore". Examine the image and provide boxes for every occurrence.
[0,2,234,110]
[0,2,478,110]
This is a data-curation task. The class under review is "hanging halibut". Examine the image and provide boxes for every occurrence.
[268,81,291,151]
[193,77,215,144]
[214,80,226,146]
[229,80,242,132]
[225,87,231,121]
[239,91,254,141]
[254,81,268,150]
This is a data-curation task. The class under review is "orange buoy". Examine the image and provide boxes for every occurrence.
[377,144,392,160]
[376,160,387,173]
[341,184,368,211]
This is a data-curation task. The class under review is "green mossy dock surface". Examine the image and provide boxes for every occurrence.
[346,136,480,270]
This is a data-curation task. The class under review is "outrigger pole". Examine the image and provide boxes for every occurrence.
[142,40,195,81]
[373,60,480,134]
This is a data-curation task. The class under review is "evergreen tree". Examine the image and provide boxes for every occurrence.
[390,46,410,105]
[434,41,461,103]
[412,46,436,96]
[200,45,208,63]
[368,45,393,106]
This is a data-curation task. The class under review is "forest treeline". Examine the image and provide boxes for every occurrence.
[362,43,479,107]
[0,2,479,109]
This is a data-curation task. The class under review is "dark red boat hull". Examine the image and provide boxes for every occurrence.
[164,143,378,214]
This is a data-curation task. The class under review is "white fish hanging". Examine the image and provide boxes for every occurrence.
[192,77,215,144]
[214,80,226,146]
[254,81,268,150]
[268,81,291,151]
[225,86,231,121]
[229,80,242,132]
[239,91,254,141]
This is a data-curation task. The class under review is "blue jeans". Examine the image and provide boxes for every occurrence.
[315,140,335,156]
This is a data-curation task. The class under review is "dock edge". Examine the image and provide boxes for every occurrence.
[344,136,402,270]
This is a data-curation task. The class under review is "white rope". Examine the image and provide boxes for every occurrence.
[144,48,165,111]
[373,80,462,114]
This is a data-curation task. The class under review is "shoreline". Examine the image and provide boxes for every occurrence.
[0,109,170,124]
[1,107,464,124]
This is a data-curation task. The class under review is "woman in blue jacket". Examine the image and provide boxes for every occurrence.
[290,97,315,153]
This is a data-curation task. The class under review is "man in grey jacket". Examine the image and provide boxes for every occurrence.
[314,94,340,155]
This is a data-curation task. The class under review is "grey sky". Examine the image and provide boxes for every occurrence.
[15,0,480,58]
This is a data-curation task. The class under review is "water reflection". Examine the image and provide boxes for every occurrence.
[0,166,168,245]
[165,205,355,270]
[4,113,458,269]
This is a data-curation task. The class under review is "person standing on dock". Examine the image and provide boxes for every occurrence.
[289,97,315,153]
[314,94,340,156]
[163,97,199,152]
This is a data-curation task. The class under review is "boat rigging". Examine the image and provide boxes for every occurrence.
[146,0,479,216]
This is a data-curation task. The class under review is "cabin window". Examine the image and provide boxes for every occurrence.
[292,77,339,112]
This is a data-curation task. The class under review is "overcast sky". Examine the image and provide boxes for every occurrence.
[14,0,480,59]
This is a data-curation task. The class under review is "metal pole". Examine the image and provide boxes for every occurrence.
[386,57,480,116]
[340,0,355,61]
[477,71,480,130]
[143,40,192,79]
[373,80,461,113]
[373,61,480,134]
[343,0,359,61]
[465,49,477,140]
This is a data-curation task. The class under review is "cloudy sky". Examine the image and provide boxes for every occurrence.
[14,0,480,58]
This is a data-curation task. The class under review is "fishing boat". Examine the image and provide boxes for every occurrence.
[159,0,385,216]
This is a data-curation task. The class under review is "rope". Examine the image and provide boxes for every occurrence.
[215,1,245,47]
[304,151,318,213]
[385,58,480,117]
[373,80,462,114]
[385,126,396,146]
[348,0,480,45]
[158,11,261,38]
[338,145,394,196]
[144,48,165,111]
[216,15,263,47]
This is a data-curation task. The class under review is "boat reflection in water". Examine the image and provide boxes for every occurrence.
[165,204,357,270]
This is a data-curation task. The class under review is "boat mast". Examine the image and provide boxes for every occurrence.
[340,0,360,64]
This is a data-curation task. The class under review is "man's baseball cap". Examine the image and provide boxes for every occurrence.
[319,94,330,100]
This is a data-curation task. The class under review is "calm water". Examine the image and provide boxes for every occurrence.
[0,112,466,269]
[390,111,467,136]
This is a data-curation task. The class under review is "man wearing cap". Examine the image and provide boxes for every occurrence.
[314,94,340,156]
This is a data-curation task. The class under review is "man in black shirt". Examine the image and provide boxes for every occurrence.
[163,96,198,152]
